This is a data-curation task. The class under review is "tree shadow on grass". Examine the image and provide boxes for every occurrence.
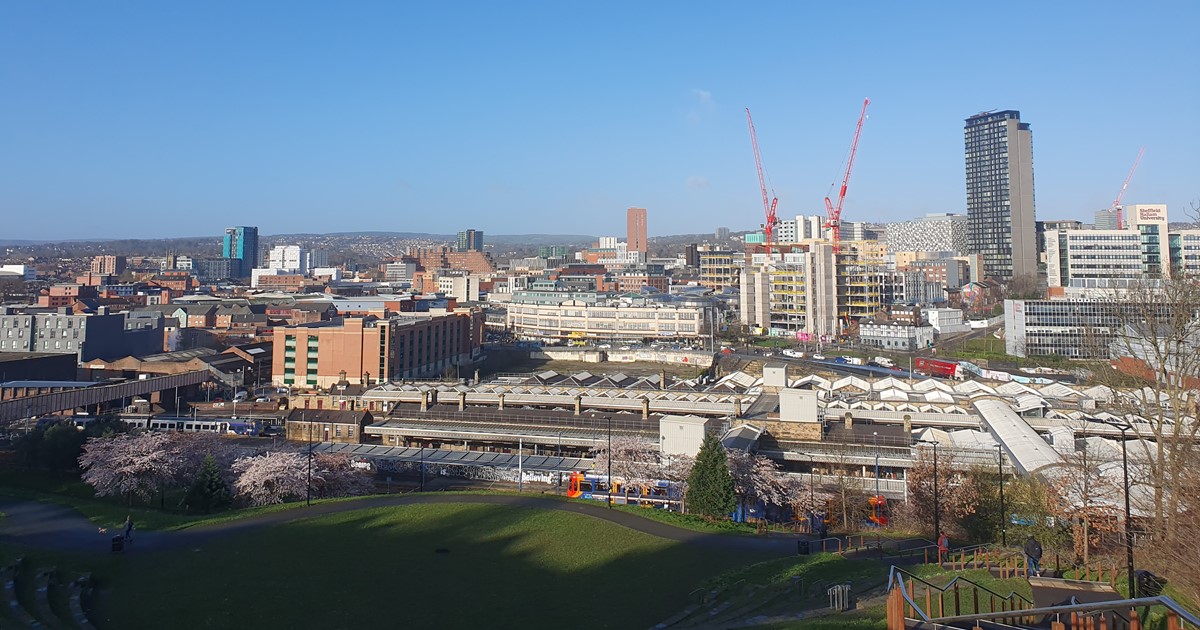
[88,503,776,630]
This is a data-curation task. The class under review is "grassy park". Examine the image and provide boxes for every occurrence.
[2,501,777,629]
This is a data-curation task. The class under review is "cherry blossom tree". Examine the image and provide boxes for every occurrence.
[78,432,181,502]
[232,451,309,506]
[590,436,662,501]
[726,449,787,520]
[310,453,373,499]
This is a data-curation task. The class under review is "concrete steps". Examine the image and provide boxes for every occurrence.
[0,559,96,629]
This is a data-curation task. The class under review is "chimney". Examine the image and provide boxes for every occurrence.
[459,391,467,411]
[473,369,480,385]
[903,415,912,434]
[574,395,583,416]
[420,390,429,412]
[734,396,743,417]
[660,370,666,390]
[498,393,505,411]
[844,413,853,429]
[641,396,650,420]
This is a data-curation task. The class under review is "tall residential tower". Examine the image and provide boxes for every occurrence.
[627,207,648,254]
[222,226,259,278]
[964,111,1036,281]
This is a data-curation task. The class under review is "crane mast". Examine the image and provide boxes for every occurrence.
[1111,146,1145,229]
[824,98,870,245]
[746,108,779,254]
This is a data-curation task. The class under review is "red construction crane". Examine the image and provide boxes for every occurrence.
[746,108,779,254]
[1111,146,1145,229]
[824,98,870,245]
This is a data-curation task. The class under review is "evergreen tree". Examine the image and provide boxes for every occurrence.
[184,455,232,513]
[686,432,736,519]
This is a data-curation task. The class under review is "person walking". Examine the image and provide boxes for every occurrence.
[123,515,134,543]
[937,532,949,564]
[1023,534,1043,577]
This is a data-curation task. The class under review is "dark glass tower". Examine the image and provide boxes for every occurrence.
[964,111,1036,281]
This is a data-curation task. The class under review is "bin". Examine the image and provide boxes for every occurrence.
[111,535,125,553]
[797,540,811,555]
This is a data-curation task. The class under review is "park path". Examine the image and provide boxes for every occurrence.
[0,494,802,556]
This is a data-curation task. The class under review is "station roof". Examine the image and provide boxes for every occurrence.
[312,442,592,473]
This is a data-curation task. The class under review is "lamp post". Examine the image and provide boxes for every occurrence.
[873,432,880,498]
[607,416,613,509]
[919,439,941,543]
[995,444,1006,546]
[806,453,816,511]
[305,412,312,507]
[1096,417,1136,597]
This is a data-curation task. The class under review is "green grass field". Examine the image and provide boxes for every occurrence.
[6,502,773,630]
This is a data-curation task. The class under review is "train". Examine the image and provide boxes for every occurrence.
[913,357,963,380]
[120,416,263,435]
[565,472,679,508]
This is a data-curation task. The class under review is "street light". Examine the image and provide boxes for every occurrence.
[1091,416,1137,597]
[995,444,1006,546]
[305,411,312,507]
[873,432,880,498]
[918,439,941,543]
[805,453,816,512]
[607,416,613,509]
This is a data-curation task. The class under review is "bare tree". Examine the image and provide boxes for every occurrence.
[904,446,979,537]
[1089,276,1200,545]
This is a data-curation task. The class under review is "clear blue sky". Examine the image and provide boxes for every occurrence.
[2,1,1197,240]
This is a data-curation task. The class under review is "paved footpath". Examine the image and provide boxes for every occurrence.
[0,494,803,556]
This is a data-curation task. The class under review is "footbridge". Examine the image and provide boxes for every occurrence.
[0,371,211,425]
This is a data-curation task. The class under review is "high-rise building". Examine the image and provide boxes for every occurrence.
[222,226,259,278]
[456,229,484,252]
[90,255,127,276]
[1095,208,1121,230]
[627,207,648,254]
[268,245,308,273]
[715,227,730,240]
[964,111,1036,281]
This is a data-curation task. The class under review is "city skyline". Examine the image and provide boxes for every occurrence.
[2,2,1197,240]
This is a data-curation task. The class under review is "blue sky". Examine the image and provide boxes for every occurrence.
[2,1,1197,240]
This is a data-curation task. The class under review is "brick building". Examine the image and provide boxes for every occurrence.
[272,310,483,390]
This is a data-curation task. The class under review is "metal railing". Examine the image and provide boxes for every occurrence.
[884,564,1033,622]
[884,564,1200,629]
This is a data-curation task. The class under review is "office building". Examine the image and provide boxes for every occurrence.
[964,111,1036,280]
[267,245,312,274]
[273,311,483,388]
[456,229,484,253]
[886,214,968,253]
[1095,208,1121,230]
[1004,298,1173,359]
[222,226,259,278]
[505,291,717,344]
[627,207,648,254]
[1045,204,1170,287]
